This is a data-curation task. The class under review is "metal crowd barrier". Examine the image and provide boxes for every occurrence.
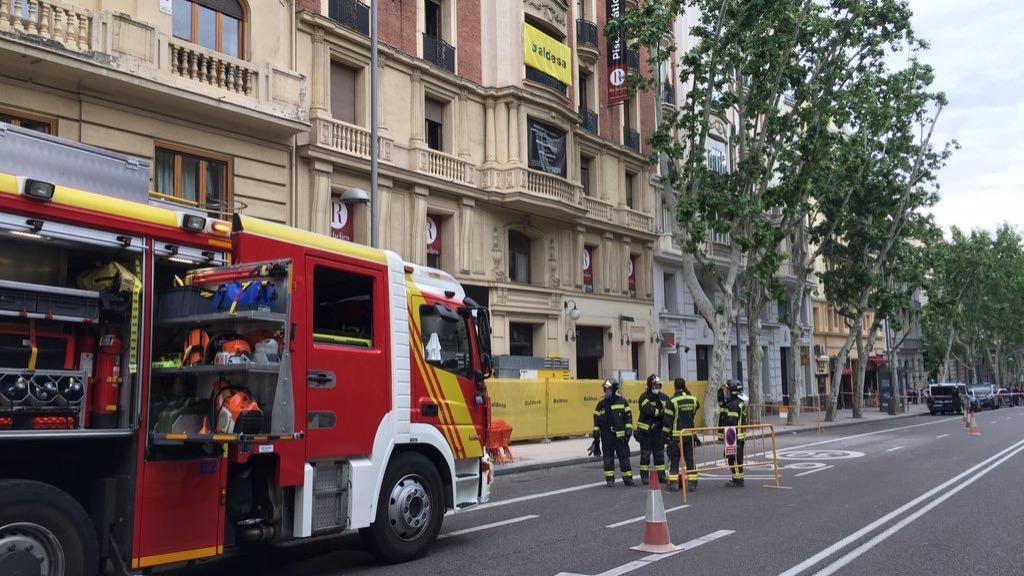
[677,423,787,503]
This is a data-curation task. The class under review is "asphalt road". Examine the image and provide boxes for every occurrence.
[168,407,1024,576]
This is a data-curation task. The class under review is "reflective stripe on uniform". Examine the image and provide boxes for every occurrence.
[636,422,651,431]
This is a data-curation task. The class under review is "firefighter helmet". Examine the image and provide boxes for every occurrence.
[602,379,619,394]
[646,374,663,390]
[727,379,744,394]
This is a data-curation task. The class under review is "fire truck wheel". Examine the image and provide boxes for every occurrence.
[360,452,444,563]
[0,479,99,576]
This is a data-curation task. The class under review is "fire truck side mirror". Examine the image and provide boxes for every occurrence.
[479,353,492,379]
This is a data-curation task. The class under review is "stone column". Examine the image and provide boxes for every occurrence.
[602,231,615,293]
[484,98,496,166]
[458,89,470,158]
[575,226,586,288]
[310,28,329,119]
[496,101,509,164]
[310,161,334,235]
[508,100,520,163]
[458,198,475,274]
[410,185,429,264]
[410,69,424,146]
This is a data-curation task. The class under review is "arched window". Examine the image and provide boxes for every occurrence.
[172,0,245,58]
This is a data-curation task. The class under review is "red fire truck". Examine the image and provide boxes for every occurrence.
[0,126,493,575]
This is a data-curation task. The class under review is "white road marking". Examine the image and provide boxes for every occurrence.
[438,515,539,539]
[936,434,949,439]
[810,441,1024,576]
[605,505,689,528]
[555,530,734,576]
[1007,417,1014,421]
[699,473,776,480]
[794,465,834,477]
[778,438,1024,576]
[990,420,998,424]
[886,446,905,452]
[469,482,607,512]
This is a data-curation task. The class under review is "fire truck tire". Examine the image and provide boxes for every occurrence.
[360,452,444,563]
[0,479,99,576]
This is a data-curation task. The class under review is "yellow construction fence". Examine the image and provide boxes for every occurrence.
[489,379,709,441]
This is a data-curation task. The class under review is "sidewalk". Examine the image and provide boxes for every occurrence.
[495,403,931,476]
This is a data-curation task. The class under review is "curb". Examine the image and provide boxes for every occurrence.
[494,410,928,477]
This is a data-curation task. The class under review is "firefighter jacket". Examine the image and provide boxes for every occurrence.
[718,396,747,440]
[636,390,670,435]
[593,395,633,440]
[663,392,700,438]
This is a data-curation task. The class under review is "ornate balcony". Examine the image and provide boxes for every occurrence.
[624,128,641,153]
[623,207,655,233]
[422,33,455,73]
[576,19,599,64]
[626,48,640,72]
[311,117,393,162]
[578,107,598,135]
[582,195,613,221]
[482,166,585,217]
[169,38,258,96]
[415,146,475,186]
[0,0,91,52]
[328,0,369,36]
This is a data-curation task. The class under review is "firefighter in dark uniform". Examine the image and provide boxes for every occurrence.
[718,379,748,487]
[663,378,701,492]
[590,379,635,486]
[636,375,670,485]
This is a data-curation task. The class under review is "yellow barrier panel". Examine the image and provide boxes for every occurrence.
[486,378,711,442]
[547,380,604,438]
[488,379,548,441]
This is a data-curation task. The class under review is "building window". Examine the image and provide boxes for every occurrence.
[509,323,535,357]
[706,138,729,174]
[778,299,789,324]
[0,109,56,134]
[420,304,472,377]
[632,342,643,375]
[154,145,231,214]
[625,172,635,208]
[664,273,678,313]
[578,68,590,110]
[696,345,710,380]
[576,326,604,379]
[527,119,567,177]
[330,61,359,125]
[508,230,532,284]
[424,0,442,38]
[580,156,593,197]
[312,266,375,348]
[425,97,446,151]
[426,214,443,269]
[172,0,244,58]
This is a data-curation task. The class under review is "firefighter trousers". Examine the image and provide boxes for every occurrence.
[601,434,632,482]
[727,439,745,480]
[638,431,666,482]
[667,436,698,485]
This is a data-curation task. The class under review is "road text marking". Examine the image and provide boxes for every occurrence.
[606,505,689,528]
[886,446,905,452]
[438,515,538,539]
[794,465,834,477]
[555,530,734,576]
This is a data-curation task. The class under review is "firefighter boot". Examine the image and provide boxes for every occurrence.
[657,471,667,485]
[727,478,745,488]
[623,476,636,487]
[639,470,650,485]
[606,478,616,487]
[667,478,680,492]
[687,480,698,493]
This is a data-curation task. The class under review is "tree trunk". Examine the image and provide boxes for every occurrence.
[745,297,765,424]
[853,323,879,418]
[787,284,807,425]
[942,325,956,382]
[826,313,864,422]
[705,312,731,427]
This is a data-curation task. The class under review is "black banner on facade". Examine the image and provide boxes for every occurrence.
[606,0,627,105]
[527,119,567,177]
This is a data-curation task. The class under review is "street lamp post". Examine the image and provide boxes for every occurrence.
[369,0,379,248]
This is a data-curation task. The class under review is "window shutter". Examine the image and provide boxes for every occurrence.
[330,62,357,125]
[194,0,244,21]
[425,98,445,124]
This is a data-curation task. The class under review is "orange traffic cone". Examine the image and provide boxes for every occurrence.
[967,412,981,436]
[631,472,677,554]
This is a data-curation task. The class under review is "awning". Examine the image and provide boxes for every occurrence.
[868,356,888,368]
[841,368,852,376]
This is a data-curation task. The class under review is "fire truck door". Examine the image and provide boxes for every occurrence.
[305,257,390,459]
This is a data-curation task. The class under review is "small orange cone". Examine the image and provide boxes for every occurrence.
[631,472,677,554]
[967,412,981,436]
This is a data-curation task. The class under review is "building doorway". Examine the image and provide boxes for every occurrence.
[576,326,604,379]
[509,323,535,357]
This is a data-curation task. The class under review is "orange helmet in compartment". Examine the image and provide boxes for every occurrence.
[182,330,210,366]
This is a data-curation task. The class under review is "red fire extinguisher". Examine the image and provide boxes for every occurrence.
[92,333,122,429]
[76,331,97,427]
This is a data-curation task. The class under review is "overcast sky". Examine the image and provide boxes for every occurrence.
[907,0,1024,234]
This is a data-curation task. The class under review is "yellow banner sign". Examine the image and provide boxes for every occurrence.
[524,23,572,86]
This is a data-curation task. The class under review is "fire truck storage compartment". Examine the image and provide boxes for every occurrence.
[148,259,296,446]
[0,232,140,432]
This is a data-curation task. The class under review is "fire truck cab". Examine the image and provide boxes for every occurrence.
[0,125,492,576]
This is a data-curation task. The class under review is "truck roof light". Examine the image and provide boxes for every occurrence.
[210,220,231,236]
[22,179,55,201]
[182,214,206,233]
